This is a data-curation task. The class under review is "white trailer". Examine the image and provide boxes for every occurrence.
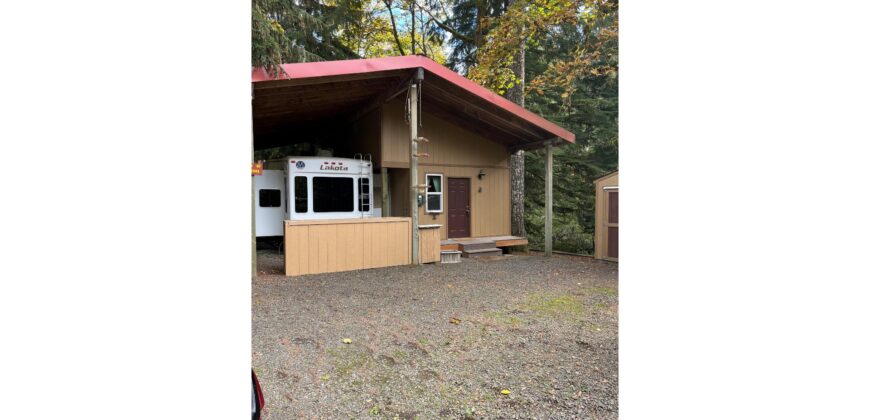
[254,156,375,237]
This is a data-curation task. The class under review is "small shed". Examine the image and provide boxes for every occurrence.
[594,170,618,261]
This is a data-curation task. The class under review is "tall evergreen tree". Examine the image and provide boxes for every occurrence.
[252,0,362,72]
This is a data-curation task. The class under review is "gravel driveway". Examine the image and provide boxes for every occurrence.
[253,251,618,419]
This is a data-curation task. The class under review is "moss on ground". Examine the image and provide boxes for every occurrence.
[483,310,524,327]
[591,286,618,297]
[523,293,584,321]
[326,345,373,377]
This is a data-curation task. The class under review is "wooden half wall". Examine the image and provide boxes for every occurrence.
[284,218,411,276]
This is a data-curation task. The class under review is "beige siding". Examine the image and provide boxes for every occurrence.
[347,108,382,166]
[380,99,511,240]
[380,99,509,169]
[284,218,411,276]
[594,171,618,260]
[389,169,410,217]
[417,166,510,239]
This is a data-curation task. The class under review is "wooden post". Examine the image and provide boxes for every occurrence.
[409,82,420,265]
[251,126,257,278]
[545,142,553,257]
[381,168,390,217]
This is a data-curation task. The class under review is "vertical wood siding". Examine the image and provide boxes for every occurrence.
[381,99,511,239]
[380,100,510,168]
[419,227,441,263]
[284,218,411,276]
[345,108,382,166]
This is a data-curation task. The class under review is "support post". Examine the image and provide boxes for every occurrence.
[251,132,257,278]
[410,82,420,265]
[381,168,390,217]
[545,142,553,256]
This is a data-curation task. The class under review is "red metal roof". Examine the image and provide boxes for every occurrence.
[252,55,575,144]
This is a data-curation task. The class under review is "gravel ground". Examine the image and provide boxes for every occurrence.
[253,250,618,419]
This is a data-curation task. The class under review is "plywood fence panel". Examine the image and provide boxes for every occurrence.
[419,227,441,263]
[284,218,412,276]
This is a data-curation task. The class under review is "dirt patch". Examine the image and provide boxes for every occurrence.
[253,251,618,418]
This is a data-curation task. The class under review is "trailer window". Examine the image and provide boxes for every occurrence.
[313,177,354,212]
[258,189,281,208]
[358,177,370,212]
[426,174,443,213]
[294,176,308,213]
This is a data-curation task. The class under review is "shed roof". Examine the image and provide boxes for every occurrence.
[252,55,574,150]
[593,169,619,183]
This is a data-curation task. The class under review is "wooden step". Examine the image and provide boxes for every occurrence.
[461,247,503,258]
[440,250,462,264]
[459,241,497,252]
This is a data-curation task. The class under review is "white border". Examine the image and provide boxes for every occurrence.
[425,173,444,214]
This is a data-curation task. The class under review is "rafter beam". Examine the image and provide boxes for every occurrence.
[424,82,546,141]
[346,70,416,125]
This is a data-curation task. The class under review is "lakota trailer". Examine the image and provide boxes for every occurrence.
[254,156,375,238]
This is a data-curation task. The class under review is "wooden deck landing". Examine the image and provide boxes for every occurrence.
[440,235,528,251]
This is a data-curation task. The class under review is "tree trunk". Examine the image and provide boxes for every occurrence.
[411,1,416,54]
[505,16,526,241]
[510,150,526,238]
[384,0,406,55]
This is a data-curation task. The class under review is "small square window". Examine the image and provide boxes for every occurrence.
[259,189,281,208]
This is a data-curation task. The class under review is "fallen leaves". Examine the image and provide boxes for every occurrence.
[501,389,511,395]
[449,317,462,325]
[342,338,353,344]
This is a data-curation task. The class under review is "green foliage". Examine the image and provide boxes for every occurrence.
[252,0,451,70]
[251,0,618,255]
[444,0,511,73]
[252,0,364,71]
[450,0,617,254]
[522,1,618,254]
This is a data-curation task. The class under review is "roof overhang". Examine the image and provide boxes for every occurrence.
[252,55,574,151]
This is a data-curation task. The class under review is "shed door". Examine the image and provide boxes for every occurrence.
[447,178,470,238]
[606,190,618,259]
[254,170,286,237]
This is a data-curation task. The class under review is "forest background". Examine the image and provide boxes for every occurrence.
[253,0,617,254]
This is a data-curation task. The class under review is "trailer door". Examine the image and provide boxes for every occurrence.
[254,170,286,237]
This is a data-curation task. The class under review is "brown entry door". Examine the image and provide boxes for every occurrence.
[447,178,470,238]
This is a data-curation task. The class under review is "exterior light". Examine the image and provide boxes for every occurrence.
[478,169,486,179]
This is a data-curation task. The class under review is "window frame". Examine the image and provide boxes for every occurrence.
[425,173,444,214]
